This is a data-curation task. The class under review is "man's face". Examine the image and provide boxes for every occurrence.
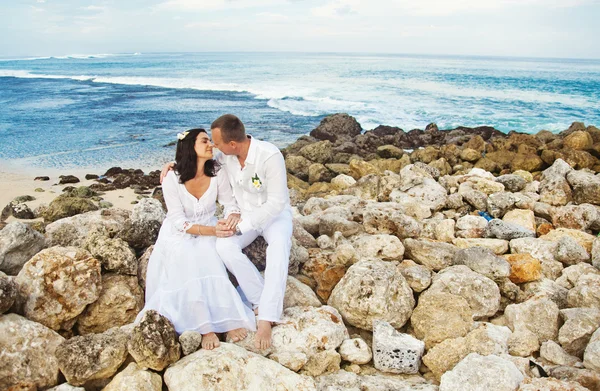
[211,127,235,156]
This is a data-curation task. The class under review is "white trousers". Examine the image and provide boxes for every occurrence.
[215,210,293,323]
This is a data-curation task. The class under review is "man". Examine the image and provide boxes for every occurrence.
[165,114,292,349]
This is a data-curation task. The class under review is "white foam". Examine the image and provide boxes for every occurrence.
[0,53,139,62]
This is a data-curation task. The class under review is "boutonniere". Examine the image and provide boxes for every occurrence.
[251,173,262,190]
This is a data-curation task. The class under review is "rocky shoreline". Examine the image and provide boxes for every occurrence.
[2,114,600,391]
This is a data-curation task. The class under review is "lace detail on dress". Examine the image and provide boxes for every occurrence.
[182,221,193,232]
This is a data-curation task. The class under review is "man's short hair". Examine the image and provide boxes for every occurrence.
[211,114,246,143]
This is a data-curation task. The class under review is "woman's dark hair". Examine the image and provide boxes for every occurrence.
[174,128,219,183]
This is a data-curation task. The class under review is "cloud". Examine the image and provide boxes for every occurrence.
[311,0,358,18]
[256,12,289,22]
[81,5,107,12]
[36,0,45,3]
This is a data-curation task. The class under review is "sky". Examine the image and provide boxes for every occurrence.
[1,0,599,59]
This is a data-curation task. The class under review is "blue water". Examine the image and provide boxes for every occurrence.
[1,52,599,171]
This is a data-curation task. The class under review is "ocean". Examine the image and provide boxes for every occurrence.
[0,52,599,173]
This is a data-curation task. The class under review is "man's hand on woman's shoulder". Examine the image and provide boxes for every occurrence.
[160,162,176,184]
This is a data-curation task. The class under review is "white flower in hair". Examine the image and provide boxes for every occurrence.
[177,131,189,140]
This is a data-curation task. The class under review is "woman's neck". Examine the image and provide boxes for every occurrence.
[194,158,208,179]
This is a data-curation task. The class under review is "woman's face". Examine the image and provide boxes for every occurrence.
[194,132,214,159]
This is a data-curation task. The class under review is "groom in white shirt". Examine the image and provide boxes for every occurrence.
[210,114,293,350]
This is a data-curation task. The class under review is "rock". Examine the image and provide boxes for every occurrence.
[328,259,415,330]
[102,362,162,391]
[310,113,362,141]
[362,203,422,238]
[439,353,524,391]
[47,384,86,390]
[350,234,404,261]
[567,170,600,205]
[55,328,128,386]
[120,198,165,249]
[300,350,341,376]
[0,314,65,390]
[128,310,181,371]
[434,219,456,242]
[330,174,356,190]
[518,378,589,391]
[555,236,590,266]
[511,153,544,172]
[398,259,432,292]
[460,148,481,162]
[137,245,153,290]
[503,209,536,232]
[308,163,335,184]
[552,204,600,231]
[564,130,594,150]
[427,265,501,319]
[372,320,425,374]
[559,308,600,357]
[43,195,98,223]
[486,219,536,240]
[76,273,144,334]
[423,322,511,381]
[539,159,573,206]
[540,340,582,366]
[338,337,372,365]
[504,254,542,284]
[568,274,600,309]
[377,144,404,159]
[315,370,438,391]
[84,232,137,275]
[497,174,527,192]
[510,237,557,264]
[453,247,511,281]
[453,238,509,255]
[15,246,101,331]
[540,228,595,253]
[284,275,321,309]
[163,343,316,391]
[244,236,304,275]
[59,175,80,184]
[548,366,600,391]
[405,178,448,212]
[404,238,458,271]
[286,155,313,181]
[269,352,308,372]
[179,331,203,356]
[0,221,46,275]
[520,278,569,309]
[508,328,540,357]
[0,272,17,313]
[300,250,345,301]
[411,291,473,349]
[299,141,333,164]
[487,192,518,218]
[44,208,130,247]
[584,328,600,372]
[318,214,361,237]
[505,297,560,343]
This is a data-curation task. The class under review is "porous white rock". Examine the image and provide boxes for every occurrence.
[350,234,405,261]
[338,337,372,364]
[102,362,162,391]
[453,238,509,255]
[372,320,425,374]
[403,238,458,271]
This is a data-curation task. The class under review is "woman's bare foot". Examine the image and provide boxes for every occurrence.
[226,328,248,342]
[201,332,221,350]
[255,320,272,350]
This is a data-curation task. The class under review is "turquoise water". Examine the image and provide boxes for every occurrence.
[0,52,599,171]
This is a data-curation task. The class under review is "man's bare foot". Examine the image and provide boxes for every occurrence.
[201,332,221,350]
[226,328,248,342]
[255,320,272,350]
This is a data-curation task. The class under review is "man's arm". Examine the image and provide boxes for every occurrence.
[236,152,289,234]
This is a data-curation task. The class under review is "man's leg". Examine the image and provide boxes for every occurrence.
[215,230,263,308]
[259,211,293,321]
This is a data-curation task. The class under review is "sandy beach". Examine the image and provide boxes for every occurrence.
[0,169,150,223]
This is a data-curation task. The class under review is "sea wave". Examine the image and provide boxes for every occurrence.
[0,53,140,62]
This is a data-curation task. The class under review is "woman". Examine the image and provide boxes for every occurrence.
[137,128,255,349]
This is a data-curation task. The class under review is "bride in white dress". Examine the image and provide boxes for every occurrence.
[137,128,255,349]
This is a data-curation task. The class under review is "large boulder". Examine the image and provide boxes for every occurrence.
[299,141,334,164]
[453,247,511,281]
[426,265,501,319]
[102,362,162,391]
[328,259,415,330]
[120,198,165,249]
[14,246,101,331]
[567,169,600,205]
[559,308,600,357]
[84,232,137,275]
[567,274,600,309]
[164,343,317,391]
[42,195,99,223]
[127,310,181,371]
[505,297,560,344]
[372,320,425,374]
[411,291,474,349]
[404,238,458,271]
[350,234,404,261]
[310,113,362,142]
[283,276,321,309]
[362,203,422,239]
[76,273,144,334]
[55,328,128,386]
[439,353,524,391]
[0,221,46,275]
[0,314,65,390]
[539,159,573,206]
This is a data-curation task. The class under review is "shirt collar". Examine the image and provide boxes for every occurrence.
[245,135,257,165]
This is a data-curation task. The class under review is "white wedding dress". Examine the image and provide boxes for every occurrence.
[136,169,256,334]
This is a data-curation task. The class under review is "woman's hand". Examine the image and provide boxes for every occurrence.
[223,213,241,231]
[215,220,234,237]
[160,162,176,184]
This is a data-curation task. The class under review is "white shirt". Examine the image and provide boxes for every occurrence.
[217,135,291,234]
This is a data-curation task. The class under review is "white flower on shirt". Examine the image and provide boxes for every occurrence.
[251,173,262,190]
